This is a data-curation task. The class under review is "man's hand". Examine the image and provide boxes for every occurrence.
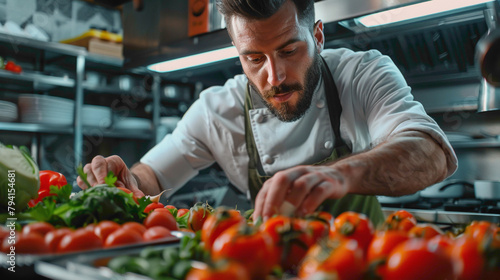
[253,165,348,220]
[76,155,145,198]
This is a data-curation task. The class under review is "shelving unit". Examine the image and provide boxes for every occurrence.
[450,139,500,149]
[0,32,161,173]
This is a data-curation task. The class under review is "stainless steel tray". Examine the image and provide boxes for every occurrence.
[33,231,192,280]
[0,231,188,270]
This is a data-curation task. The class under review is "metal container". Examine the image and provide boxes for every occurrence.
[474,180,500,200]
[420,179,473,199]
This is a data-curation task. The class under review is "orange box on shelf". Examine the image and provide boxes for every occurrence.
[188,0,210,37]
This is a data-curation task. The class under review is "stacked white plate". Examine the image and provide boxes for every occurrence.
[114,117,152,130]
[18,94,74,126]
[0,101,18,122]
[82,105,112,128]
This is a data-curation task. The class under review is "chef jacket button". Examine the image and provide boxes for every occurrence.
[253,114,264,123]
[316,99,325,108]
[324,141,333,149]
[262,155,274,165]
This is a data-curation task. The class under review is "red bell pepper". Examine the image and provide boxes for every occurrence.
[144,202,165,213]
[28,170,68,207]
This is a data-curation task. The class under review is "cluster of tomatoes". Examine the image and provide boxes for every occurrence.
[0,57,22,73]
[184,209,500,280]
[0,206,181,255]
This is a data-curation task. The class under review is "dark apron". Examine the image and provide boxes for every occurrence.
[244,56,384,226]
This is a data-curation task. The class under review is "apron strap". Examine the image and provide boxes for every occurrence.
[243,55,384,225]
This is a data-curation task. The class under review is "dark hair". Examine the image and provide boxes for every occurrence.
[216,0,315,34]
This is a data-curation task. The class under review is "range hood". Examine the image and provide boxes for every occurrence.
[121,0,495,87]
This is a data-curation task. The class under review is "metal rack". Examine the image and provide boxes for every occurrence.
[0,33,160,171]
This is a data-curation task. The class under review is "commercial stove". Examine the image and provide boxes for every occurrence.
[381,197,500,225]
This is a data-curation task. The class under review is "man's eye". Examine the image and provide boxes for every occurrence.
[247,56,263,63]
[281,49,296,56]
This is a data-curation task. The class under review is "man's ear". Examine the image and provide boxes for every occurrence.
[314,20,324,53]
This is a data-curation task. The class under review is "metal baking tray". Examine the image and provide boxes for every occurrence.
[33,231,189,280]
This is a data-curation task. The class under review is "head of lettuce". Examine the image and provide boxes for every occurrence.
[0,143,39,212]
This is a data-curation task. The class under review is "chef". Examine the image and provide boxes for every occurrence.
[77,0,457,225]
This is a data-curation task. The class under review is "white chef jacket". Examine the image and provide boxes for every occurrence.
[141,48,458,195]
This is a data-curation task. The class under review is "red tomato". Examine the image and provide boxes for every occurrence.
[116,187,138,204]
[302,219,330,243]
[383,210,417,232]
[84,223,96,232]
[165,205,177,210]
[1,232,50,254]
[259,215,293,244]
[212,223,276,280]
[332,211,374,252]
[188,202,212,232]
[177,208,189,217]
[450,236,485,280]
[464,221,496,244]
[121,222,147,235]
[408,223,444,240]
[306,211,335,228]
[0,227,9,245]
[144,202,165,213]
[491,226,500,249]
[4,61,15,71]
[201,208,245,251]
[367,230,410,263]
[22,222,55,237]
[104,228,143,248]
[384,239,455,280]
[185,260,251,280]
[12,64,22,73]
[143,209,179,230]
[299,239,365,280]
[57,228,103,253]
[427,234,456,254]
[45,228,73,253]
[143,226,173,241]
[260,216,313,272]
[94,221,121,241]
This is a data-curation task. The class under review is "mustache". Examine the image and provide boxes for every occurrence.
[263,83,303,99]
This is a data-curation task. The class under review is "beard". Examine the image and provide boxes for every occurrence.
[248,53,322,122]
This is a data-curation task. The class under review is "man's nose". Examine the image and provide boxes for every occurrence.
[266,58,286,86]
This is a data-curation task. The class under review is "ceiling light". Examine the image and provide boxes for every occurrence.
[357,0,494,28]
[148,46,239,73]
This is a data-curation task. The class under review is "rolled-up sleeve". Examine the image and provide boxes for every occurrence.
[353,50,458,177]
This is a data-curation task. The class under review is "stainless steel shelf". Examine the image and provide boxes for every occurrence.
[0,122,72,134]
[0,69,75,89]
[0,122,153,140]
[0,33,86,56]
[450,139,500,148]
[382,207,500,224]
[84,128,153,140]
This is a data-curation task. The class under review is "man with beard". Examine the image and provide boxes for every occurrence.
[78,0,457,225]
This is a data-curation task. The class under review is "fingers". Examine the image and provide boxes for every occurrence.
[255,167,307,220]
[75,155,143,197]
[254,166,348,220]
[91,155,109,184]
[298,181,334,216]
[298,171,348,216]
[284,172,323,209]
